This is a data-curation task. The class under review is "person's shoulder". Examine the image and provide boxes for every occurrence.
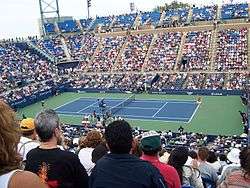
[9,171,47,188]
[58,149,80,161]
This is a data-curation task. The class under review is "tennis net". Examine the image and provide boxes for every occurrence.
[109,95,135,115]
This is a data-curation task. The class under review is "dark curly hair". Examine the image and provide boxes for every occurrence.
[105,120,133,154]
[239,146,250,178]
[168,146,189,184]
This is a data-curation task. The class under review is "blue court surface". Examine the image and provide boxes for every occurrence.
[55,97,200,123]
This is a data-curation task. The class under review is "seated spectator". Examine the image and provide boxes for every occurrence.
[18,118,39,162]
[89,120,167,188]
[218,148,241,184]
[25,109,88,188]
[140,131,181,188]
[0,100,47,188]
[218,146,250,187]
[78,130,103,175]
[197,147,218,184]
[168,146,204,188]
[207,151,221,173]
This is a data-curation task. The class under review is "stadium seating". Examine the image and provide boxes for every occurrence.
[112,13,137,29]
[80,18,93,30]
[117,34,153,71]
[204,74,225,90]
[33,36,66,60]
[192,6,217,21]
[140,11,161,26]
[44,23,56,34]
[221,3,249,20]
[90,16,113,30]
[89,36,126,72]
[57,20,80,33]
[163,8,189,24]
[184,73,206,90]
[215,28,248,71]
[145,32,181,71]
[182,31,212,70]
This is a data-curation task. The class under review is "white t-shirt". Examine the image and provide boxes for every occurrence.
[18,137,39,161]
[0,170,20,188]
[78,147,95,176]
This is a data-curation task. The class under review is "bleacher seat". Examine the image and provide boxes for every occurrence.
[163,8,189,24]
[140,11,161,26]
[57,20,80,33]
[221,3,249,20]
[113,13,137,28]
[80,18,93,30]
[192,6,217,21]
[44,23,55,34]
[90,16,113,30]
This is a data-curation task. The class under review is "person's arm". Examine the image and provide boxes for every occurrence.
[9,171,48,188]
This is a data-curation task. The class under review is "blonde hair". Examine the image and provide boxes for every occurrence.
[0,101,21,175]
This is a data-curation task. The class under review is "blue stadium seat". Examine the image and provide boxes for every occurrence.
[44,23,55,34]
[164,8,189,24]
[221,3,249,20]
[192,6,217,21]
[113,13,137,28]
[80,18,93,29]
[140,11,161,26]
[57,20,80,33]
[90,16,113,30]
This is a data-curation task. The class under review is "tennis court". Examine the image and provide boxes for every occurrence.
[55,96,200,123]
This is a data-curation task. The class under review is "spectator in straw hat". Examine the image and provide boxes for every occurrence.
[18,118,39,161]
[140,131,181,188]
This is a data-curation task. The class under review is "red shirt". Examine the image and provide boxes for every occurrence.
[141,154,181,188]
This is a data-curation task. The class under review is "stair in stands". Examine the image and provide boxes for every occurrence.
[209,28,218,71]
[60,37,72,61]
[54,22,60,34]
[76,20,83,32]
[187,7,193,24]
[133,13,141,29]
[109,16,117,29]
[27,40,56,63]
[158,10,166,26]
[111,36,129,72]
[174,32,187,71]
[216,4,222,20]
[248,28,250,70]
[142,33,158,72]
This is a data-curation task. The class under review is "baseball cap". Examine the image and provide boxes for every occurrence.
[140,131,161,151]
[20,118,35,132]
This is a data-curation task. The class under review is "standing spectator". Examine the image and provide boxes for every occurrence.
[89,120,166,188]
[25,109,88,188]
[18,118,39,162]
[168,146,204,188]
[198,147,218,184]
[0,101,47,188]
[140,131,181,188]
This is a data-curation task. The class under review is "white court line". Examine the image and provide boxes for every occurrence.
[152,102,168,117]
[120,114,189,120]
[187,103,201,123]
[54,98,81,110]
[77,100,100,113]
